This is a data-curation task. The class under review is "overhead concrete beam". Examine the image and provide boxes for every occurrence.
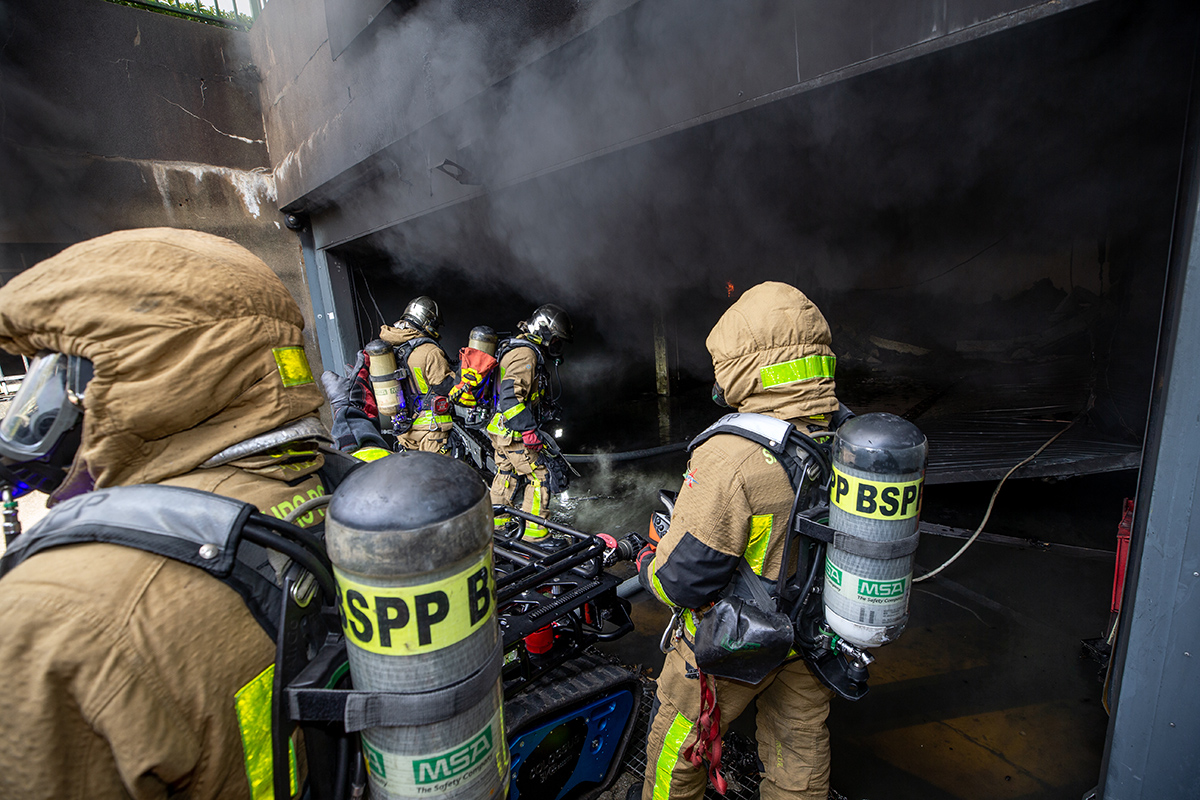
[252,0,1099,249]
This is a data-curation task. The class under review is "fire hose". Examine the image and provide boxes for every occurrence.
[562,441,688,464]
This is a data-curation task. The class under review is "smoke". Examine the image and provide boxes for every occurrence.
[562,457,686,537]
[304,0,1192,390]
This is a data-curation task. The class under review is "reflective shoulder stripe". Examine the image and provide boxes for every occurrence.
[759,354,836,388]
[235,664,298,800]
[745,513,773,575]
[352,446,391,462]
[412,365,429,394]
[273,347,315,388]
[653,712,694,800]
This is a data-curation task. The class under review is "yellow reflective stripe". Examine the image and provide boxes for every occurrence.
[759,355,836,389]
[412,411,452,426]
[525,474,547,537]
[653,713,694,800]
[412,366,429,394]
[235,664,298,800]
[502,402,526,420]
[486,413,517,438]
[352,446,391,462]
[650,567,672,606]
[745,514,773,575]
[273,347,314,388]
[683,609,697,636]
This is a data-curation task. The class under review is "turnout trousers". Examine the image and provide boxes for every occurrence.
[396,427,449,454]
[489,441,549,537]
[642,648,834,800]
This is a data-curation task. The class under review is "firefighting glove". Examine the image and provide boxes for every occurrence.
[320,370,351,413]
[522,430,543,451]
[636,544,656,594]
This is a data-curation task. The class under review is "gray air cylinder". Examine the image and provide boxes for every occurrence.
[823,413,928,649]
[326,452,507,799]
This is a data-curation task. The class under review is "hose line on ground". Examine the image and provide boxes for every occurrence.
[914,415,1082,584]
[564,442,689,463]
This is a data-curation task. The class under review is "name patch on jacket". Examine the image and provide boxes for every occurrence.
[334,552,494,655]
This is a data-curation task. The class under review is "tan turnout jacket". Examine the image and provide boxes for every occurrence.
[646,281,840,617]
[379,324,454,434]
[0,228,327,799]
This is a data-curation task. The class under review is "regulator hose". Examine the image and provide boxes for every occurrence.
[564,441,689,464]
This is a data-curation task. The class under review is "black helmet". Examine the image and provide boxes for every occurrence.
[520,304,572,356]
[399,296,443,339]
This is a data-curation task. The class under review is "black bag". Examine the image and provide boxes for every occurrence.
[692,560,794,684]
[538,451,571,494]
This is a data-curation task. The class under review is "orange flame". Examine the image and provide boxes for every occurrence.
[726,281,735,298]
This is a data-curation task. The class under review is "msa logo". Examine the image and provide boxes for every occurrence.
[858,577,906,599]
[825,561,843,589]
[414,727,494,785]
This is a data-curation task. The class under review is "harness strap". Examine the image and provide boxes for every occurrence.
[287,640,502,731]
[792,515,920,559]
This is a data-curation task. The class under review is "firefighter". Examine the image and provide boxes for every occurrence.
[637,282,841,800]
[378,296,456,454]
[486,303,572,538]
[0,228,336,799]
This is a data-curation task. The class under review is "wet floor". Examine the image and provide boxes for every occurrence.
[568,451,1131,800]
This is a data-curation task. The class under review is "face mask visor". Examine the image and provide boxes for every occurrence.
[0,353,93,497]
[712,380,731,408]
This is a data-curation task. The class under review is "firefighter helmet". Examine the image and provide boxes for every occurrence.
[521,304,573,357]
[399,296,443,339]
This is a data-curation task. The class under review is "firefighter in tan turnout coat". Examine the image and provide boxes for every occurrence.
[0,228,331,799]
[487,304,572,538]
[378,296,455,454]
[639,282,841,800]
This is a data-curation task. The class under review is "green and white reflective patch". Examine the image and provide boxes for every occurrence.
[362,709,504,796]
[273,346,314,388]
[759,355,835,389]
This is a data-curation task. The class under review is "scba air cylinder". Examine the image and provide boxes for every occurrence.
[823,413,927,649]
[326,452,507,799]
[365,339,401,419]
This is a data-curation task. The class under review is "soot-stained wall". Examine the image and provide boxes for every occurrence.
[0,0,322,371]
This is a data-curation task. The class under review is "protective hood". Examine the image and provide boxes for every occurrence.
[706,281,838,418]
[378,324,424,346]
[0,228,325,501]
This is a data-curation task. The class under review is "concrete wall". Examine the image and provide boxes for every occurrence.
[0,0,323,372]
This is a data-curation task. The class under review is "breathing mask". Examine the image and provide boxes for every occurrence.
[711,380,731,408]
[0,352,94,497]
